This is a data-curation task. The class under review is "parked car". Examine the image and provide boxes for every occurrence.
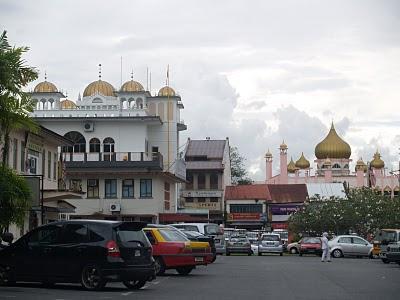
[299,237,322,256]
[258,233,283,256]
[372,229,400,263]
[144,227,213,276]
[386,242,400,264]
[329,235,373,258]
[170,223,225,255]
[0,220,155,290]
[287,240,301,254]
[0,233,14,250]
[226,235,252,256]
[180,230,217,262]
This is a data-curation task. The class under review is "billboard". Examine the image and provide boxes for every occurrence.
[227,213,261,221]
[270,204,302,215]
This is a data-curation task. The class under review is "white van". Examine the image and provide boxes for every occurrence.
[170,223,225,254]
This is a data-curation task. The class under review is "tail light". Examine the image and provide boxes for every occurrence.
[106,240,120,257]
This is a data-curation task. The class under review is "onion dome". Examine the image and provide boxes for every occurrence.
[279,141,288,151]
[158,86,176,97]
[83,80,115,97]
[295,152,310,169]
[60,99,76,109]
[287,157,297,173]
[34,81,58,93]
[355,158,367,172]
[315,123,351,159]
[371,151,385,169]
[120,80,144,92]
[265,149,272,159]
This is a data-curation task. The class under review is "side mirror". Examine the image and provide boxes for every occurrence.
[2,232,14,244]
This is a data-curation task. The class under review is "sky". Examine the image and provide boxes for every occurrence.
[1,0,399,180]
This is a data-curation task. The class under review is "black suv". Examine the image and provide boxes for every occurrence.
[0,220,155,290]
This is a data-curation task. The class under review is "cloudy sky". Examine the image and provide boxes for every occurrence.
[1,0,399,180]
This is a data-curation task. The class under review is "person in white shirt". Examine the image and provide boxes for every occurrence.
[321,232,331,262]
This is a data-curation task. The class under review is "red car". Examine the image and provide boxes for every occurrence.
[144,227,213,276]
[299,237,322,256]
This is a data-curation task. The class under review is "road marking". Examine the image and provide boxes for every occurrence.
[121,291,133,296]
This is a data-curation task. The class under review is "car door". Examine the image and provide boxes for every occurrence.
[352,237,370,256]
[337,237,353,255]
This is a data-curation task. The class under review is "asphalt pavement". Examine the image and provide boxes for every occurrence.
[0,255,399,300]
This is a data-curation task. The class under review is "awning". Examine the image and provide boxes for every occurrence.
[43,190,84,202]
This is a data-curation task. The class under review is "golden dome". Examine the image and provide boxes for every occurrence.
[265,149,272,158]
[120,80,144,92]
[279,141,288,150]
[295,152,310,169]
[355,158,367,172]
[324,158,332,166]
[371,151,385,169]
[83,80,115,97]
[287,157,297,173]
[315,123,351,159]
[34,81,58,93]
[158,86,176,97]
[60,99,76,109]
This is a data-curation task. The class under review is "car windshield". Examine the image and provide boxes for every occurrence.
[205,224,222,235]
[230,237,247,242]
[376,230,397,243]
[302,237,320,244]
[158,229,189,242]
[262,235,280,241]
[182,231,203,238]
[116,229,149,246]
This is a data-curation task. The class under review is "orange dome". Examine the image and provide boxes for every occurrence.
[158,86,176,97]
[34,81,58,93]
[315,123,351,159]
[83,80,115,97]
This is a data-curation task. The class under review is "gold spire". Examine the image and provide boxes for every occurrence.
[295,152,310,169]
[287,157,297,173]
[315,123,351,159]
[279,140,288,150]
[355,157,367,172]
[370,151,385,169]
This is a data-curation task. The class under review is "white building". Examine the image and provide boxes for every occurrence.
[30,71,186,223]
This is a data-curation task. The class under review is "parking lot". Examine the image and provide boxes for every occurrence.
[1,255,399,300]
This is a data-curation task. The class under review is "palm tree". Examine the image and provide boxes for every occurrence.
[0,30,38,165]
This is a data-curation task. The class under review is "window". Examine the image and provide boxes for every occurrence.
[28,224,62,245]
[42,149,46,176]
[89,138,100,153]
[60,224,88,244]
[122,179,134,198]
[332,163,340,169]
[230,204,263,213]
[53,153,57,180]
[70,179,82,192]
[338,237,352,244]
[210,173,219,189]
[210,197,219,202]
[63,131,86,153]
[103,137,115,153]
[186,172,193,189]
[20,141,25,172]
[105,179,117,198]
[158,229,188,242]
[145,231,157,245]
[198,174,205,190]
[48,151,52,179]
[198,198,206,203]
[140,179,152,198]
[186,197,194,203]
[352,237,367,245]
[13,139,18,169]
[87,179,99,198]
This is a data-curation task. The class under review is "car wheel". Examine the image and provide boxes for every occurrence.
[248,251,252,256]
[290,248,298,254]
[258,252,262,256]
[154,257,166,276]
[122,279,147,290]
[81,264,106,291]
[280,253,283,256]
[0,266,15,286]
[226,252,230,256]
[332,249,343,258]
[176,266,194,275]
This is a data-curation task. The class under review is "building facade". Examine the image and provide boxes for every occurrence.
[29,72,186,223]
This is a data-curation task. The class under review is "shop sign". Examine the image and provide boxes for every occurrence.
[182,190,223,198]
[272,223,288,230]
[186,202,219,209]
[270,204,302,215]
[28,142,43,153]
[227,213,261,221]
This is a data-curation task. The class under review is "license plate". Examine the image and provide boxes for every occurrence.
[195,257,204,262]
[134,250,141,257]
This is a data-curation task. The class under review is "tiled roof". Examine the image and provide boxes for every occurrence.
[267,184,308,203]
[225,184,271,200]
[186,161,224,170]
[185,140,226,159]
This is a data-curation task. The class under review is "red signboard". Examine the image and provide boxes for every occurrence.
[272,223,288,230]
[227,213,261,221]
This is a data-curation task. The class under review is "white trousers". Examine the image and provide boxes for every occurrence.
[321,248,330,261]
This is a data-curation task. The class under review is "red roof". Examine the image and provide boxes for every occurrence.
[267,184,308,203]
[225,184,271,201]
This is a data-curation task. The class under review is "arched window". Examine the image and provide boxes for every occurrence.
[128,98,135,109]
[92,98,103,103]
[103,137,115,161]
[383,186,392,197]
[136,98,143,109]
[332,163,341,169]
[89,138,100,153]
[343,164,349,169]
[63,131,86,153]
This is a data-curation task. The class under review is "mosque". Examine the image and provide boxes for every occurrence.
[265,123,399,198]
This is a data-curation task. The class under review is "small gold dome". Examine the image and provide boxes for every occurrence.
[355,158,367,172]
[295,152,310,169]
[34,81,58,93]
[279,141,288,150]
[315,123,351,159]
[287,157,297,173]
[158,86,176,97]
[60,99,76,109]
[324,158,332,166]
[83,80,115,97]
[265,149,272,158]
[371,151,385,169]
[120,80,144,92]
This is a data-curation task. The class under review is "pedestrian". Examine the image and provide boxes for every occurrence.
[321,232,331,262]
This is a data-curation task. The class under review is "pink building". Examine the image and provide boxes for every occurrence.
[266,123,399,198]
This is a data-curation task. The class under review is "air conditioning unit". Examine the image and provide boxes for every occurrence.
[109,203,121,212]
[83,121,94,132]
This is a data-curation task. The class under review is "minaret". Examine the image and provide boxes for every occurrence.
[265,149,273,182]
[279,141,288,184]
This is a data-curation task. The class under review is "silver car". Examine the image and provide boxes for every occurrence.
[328,235,373,258]
[258,233,283,256]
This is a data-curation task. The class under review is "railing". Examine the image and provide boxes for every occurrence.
[63,152,163,163]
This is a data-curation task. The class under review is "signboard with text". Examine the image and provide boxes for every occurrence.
[270,204,302,215]
[182,190,223,198]
[227,213,261,221]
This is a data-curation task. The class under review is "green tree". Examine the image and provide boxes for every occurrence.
[0,30,38,165]
[230,146,252,185]
[0,165,31,234]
